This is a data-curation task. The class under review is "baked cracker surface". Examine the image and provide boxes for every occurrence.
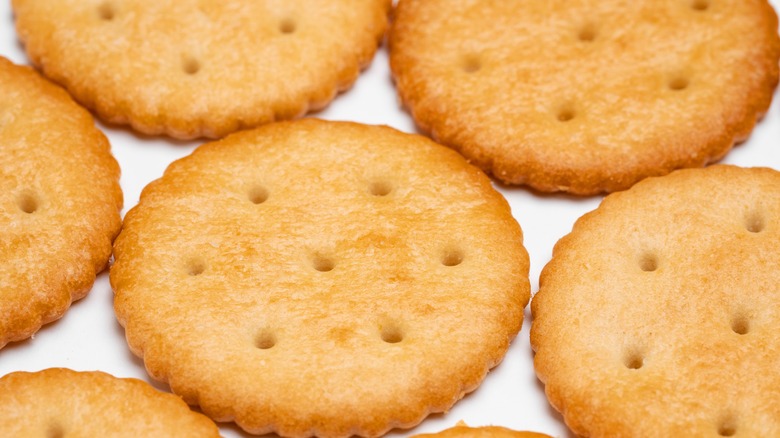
[12,0,391,139]
[413,425,552,437]
[532,165,780,436]
[390,0,780,195]
[0,56,122,349]
[111,119,530,437]
[0,368,220,436]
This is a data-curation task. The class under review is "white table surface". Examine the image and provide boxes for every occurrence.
[1,2,778,437]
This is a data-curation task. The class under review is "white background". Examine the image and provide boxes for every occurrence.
[1,2,778,437]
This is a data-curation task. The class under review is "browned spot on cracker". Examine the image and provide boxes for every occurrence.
[328,326,356,345]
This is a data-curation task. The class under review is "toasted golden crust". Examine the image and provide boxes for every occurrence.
[111,119,530,437]
[531,165,780,436]
[390,0,780,195]
[0,56,122,349]
[413,425,552,437]
[12,0,391,139]
[0,368,219,436]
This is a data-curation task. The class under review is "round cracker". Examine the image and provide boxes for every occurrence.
[389,0,780,195]
[413,425,551,437]
[0,368,219,436]
[111,119,530,437]
[531,165,780,436]
[12,0,391,139]
[0,56,122,348]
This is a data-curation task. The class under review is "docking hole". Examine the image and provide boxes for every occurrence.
[745,212,765,233]
[639,252,658,272]
[248,185,269,205]
[98,2,115,20]
[312,254,335,272]
[623,350,644,370]
[17,192,39,214]
[280,18,297,34]
[381,323,404,344]
[255,329,276,350]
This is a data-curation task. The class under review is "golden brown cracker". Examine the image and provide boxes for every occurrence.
[390,0,780,195]
[413,425,552,437]
[13,0,391,139]
[532,165,780,436]
[0,368,219,436]
[0,56,122,348]
[111,119,530,437]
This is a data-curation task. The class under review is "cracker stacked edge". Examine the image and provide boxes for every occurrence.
[111,119,530,437]
[0,56,122,348]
